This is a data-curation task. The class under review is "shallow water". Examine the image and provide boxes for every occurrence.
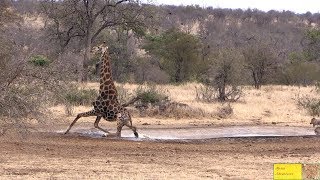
[56,126,317,140]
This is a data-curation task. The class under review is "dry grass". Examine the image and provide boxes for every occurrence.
[50,83,320,127]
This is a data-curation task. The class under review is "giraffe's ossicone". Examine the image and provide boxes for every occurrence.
[64,42,138,138]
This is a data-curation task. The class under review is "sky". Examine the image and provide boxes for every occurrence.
[146,0,320,14]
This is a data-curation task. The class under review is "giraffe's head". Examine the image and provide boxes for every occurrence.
[92,42,108,57]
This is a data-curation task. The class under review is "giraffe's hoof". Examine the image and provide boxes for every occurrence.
[134,132,139,138]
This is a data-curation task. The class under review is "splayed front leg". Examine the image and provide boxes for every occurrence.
[64,110,98,134]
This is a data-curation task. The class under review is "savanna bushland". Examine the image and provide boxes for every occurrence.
[0,0,320,136]
[1,1,320,179]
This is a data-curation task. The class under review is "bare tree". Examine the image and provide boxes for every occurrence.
[200,49,244,102]
[41,0,145,82]
[242,43,277,89]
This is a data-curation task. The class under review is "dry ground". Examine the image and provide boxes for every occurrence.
[0,133,319,179]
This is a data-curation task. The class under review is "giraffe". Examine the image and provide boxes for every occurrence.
[64,42,138,138]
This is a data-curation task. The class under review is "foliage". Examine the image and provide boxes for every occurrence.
[62,87,98,106]
[201,49,244,102]
[41,0,147,81]
[195,84,243,103]
[56,85,98,116]
[297,80,320,117]
[280,58,320,86]
[216,103,233,119]
[143,28,201,83]
[242,43,277,89]
[0,0,20,26]
[29,55,50,67]
[297,95,320,117]
[304,29,320,61]
[195,84,216,102]
[134,84,168,104]
[0,86,42,118]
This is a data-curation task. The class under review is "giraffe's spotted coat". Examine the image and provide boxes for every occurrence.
[65,43,138,138]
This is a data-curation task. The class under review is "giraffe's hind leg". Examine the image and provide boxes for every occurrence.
[106,111,138,138]
[125,121,139,138]
[64,110,97,134]
[94,116,110,134]
[106,120,123,138]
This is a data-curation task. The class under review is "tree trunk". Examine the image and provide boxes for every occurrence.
[218,75,227,101]
[252,71,261,89]
[78,28,93,82]
[174,58,183,83]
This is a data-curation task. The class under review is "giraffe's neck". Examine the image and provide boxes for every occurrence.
[99,51,118,100]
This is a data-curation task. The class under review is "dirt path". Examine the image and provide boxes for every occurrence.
[1,132,319,179]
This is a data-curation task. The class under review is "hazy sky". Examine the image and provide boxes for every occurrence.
[146,0,320,14]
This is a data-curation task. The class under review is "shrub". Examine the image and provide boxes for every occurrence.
[216,103,233,118]
[296,84,320,117]
[195,84,216,102]
[58,86,98,116]
[29,55,50,67]
[195,84,243,102]
[0,85,43,136]
[297,95,320,117]
[202,49,244,101]
[0,86,42,118]
[155,102,207,119]
[63,87,97,106]
[134,84,168,104]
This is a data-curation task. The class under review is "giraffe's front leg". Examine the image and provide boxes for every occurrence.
[64,110,97,134]
[64,115,81,134]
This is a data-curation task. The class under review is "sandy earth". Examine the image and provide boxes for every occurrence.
[0,129,320,180]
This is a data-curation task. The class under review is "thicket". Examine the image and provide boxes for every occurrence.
[1,1,320,134]
[9,1,316,88]
[297,83,320,117]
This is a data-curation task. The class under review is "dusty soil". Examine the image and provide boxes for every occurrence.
[1,131,319,179]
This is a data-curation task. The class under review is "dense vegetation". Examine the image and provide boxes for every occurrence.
[1,0,320,124]
[2,0,320,85]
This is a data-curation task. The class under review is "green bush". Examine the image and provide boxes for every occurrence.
[63,88,98,106]
[29,55,50,67]
[58,87,97,116]
[135,84,168,104]
[297,95,320,117]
